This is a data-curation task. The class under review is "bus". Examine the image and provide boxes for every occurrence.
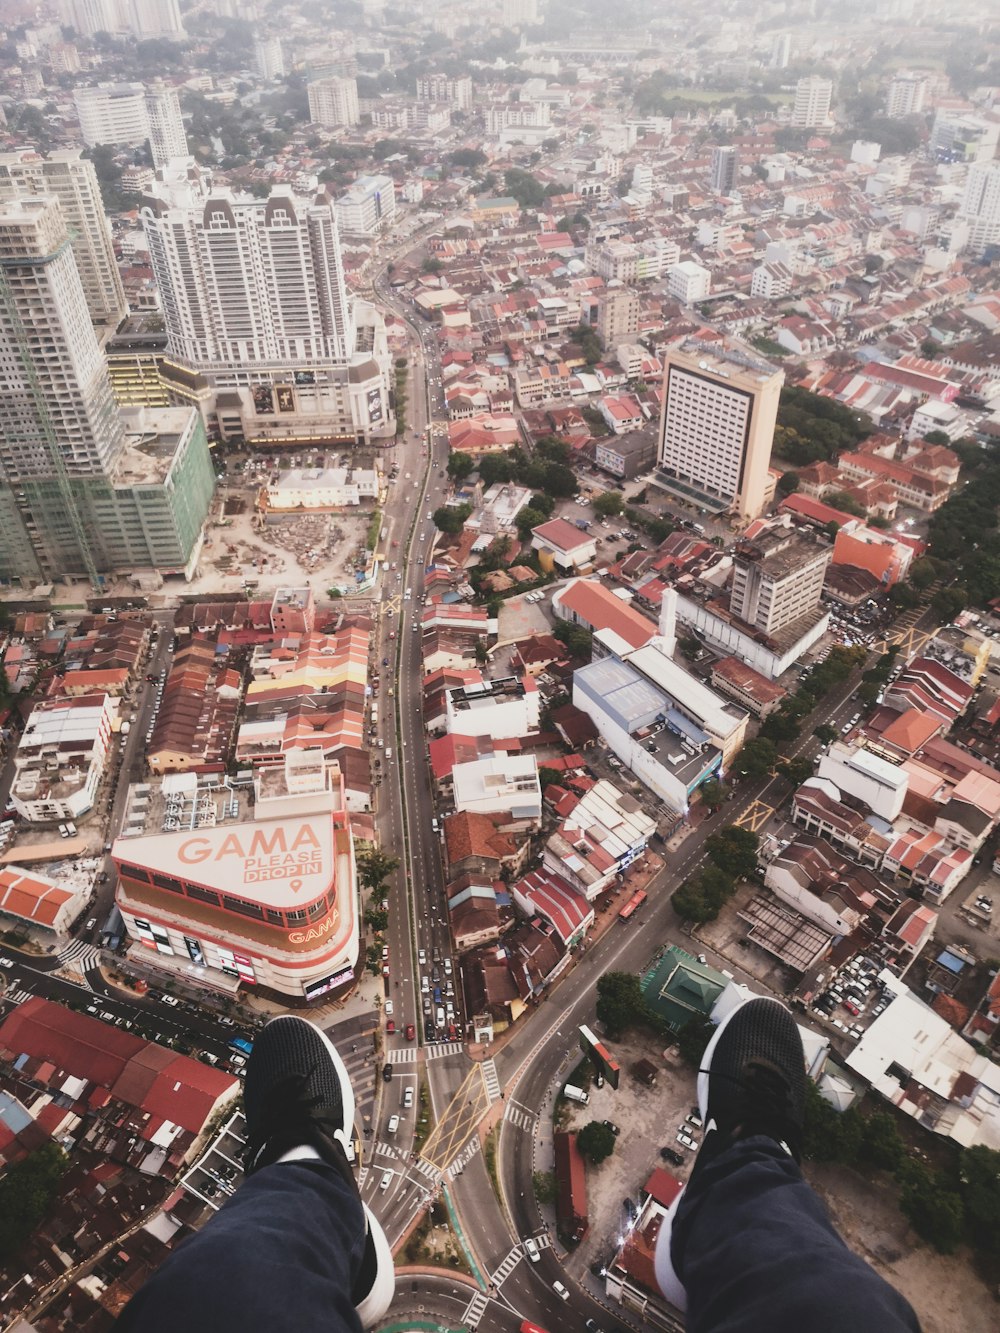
[618,889,648,923]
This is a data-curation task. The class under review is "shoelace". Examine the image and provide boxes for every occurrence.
[699,1060,799,1146]
[246,1065,343,1168]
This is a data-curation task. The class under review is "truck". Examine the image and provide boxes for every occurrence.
[228,1036,254,1057]
[562,1083,589,1105]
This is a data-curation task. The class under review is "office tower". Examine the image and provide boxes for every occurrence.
[0,149,127,328]
[58,0,123,38]
[929,110,1000,164]
[142,163,392,445]
[595,284,640,346]
[502,0,540,25]
[657,341,783,521]
[74,83,149,147]
[254,36,285,80]
[960,159,1000,256]
[145,85,188,167]
[729,523,831,636]
[335,174,396,235]
[307,76,360,128]
[0,196,215,584]
[415,74,473,109]
[128,0,184,38]
[791,76,833,129]
[770,33,792,68]
[886,72,928,119]
[710,145,739,195]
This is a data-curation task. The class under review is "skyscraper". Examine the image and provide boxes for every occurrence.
[0,149,127,328]
[886,72,928,119]
[769,33,792,68]
[960,159,1000,256]
[254,36,285,80]
[657,342,783,521]
[128,0,184,39]
[791,76,833,129]
[729,522,831,636]
[307,76,360,128]
[74,83,150,147]
[0,196,214,584]
[145,85,188,167]
[710,145,739,195]
[142,164,392,445]
[595,284,640,347]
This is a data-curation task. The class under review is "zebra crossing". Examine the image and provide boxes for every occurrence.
[481,1057,502,1102]
[460,1290,489,1328]
[58,940,101,972]
[445,1136,480,1180]
[490,1243,525,1287]
[425,1040,463,1060]
[1,986,34,1006]
[503,1101,537,1133]
[372,1139,405,1160]
[412,1156,442,1184]
[386,1047,418,1064]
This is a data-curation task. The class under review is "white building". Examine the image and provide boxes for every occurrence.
[128,0,184,39]
[452,752,542,821]
[0,148,127,326]
[817,742,908,822]
[415,74,472,108]
[444,676,540,740]
[11,693,115,822]
[75,83,150,147]
[141,163,392,446]
[730,521,830,637]
[145,85,187,168]
[335,174,396,236]
[308,76,360,128]
[960,160,1000,257]
[543,778,656,899]
[254,37,285,80]
[791,76,833,129]
[667,260,711,304]
[261,464,379,513]
[750,262,793,300]
[886,72,927,119]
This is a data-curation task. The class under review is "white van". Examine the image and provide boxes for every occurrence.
[563,1083,589,1105]
[435,1005,445,1028]
[385,747,392,760]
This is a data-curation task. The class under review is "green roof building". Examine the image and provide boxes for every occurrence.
[641,945,729,1032]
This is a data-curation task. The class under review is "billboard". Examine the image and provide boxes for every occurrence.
[366,385,383,424]
[304,963,355,1001]
[579,1023,621,1089]
[252,384,275,415]
[275,384,295,413]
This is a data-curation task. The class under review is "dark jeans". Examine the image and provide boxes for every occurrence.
[115,1161,365,1333]
[674,1137,922,1333]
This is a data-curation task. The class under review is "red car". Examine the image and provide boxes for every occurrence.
[843,1000,860,1016]
[386,1020,395,1035]
[405,1023,415,1041]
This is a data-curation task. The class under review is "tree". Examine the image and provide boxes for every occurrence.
[813,724,838,744]
[433,503,471,535]
[449,147,487,170]
[677,1017,714,1070]
[960,1145,1000,1256]
[504,167,546,209]
[699,778,726,812]
[736,737,778,781]
[778,756,814,787]
[532,1170,557,1205]
[592,490,624,518]
[672,864,734,924]
[931,585,968,621]
[858,1111,904,1173]
[528,492,555,517]
[577,1120,617,1165]
[897,1161,965,1254]
[596,971,649,1039]
[364,906,389,933]
[365,944,382,977]
[705,827,759,879]
[0,1143,68,1261]
[537,766,563,790]
[516,506,547,541]
[421,256,443,274]
[552,620,592,659]
[908,557,938,591]
[543,462,579,498]
[447,451,474,481]
[357,847,399,891]
[776,470,800,498]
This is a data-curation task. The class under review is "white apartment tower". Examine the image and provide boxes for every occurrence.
[710,145,739,195]
[791,76,833,129]
[596,284,640,346]
[74,83,150,146]
[128,0,184,39]
[729,523,831,636]
[886,72,928,119]
[145,85,188,168]
[254,37,285,80]
[960,160,1000,257]
[141,163,392,445]
[770,33,792,68]
[657,342,783,521]
[502,0,540,25]
[415,74,473,109]
[59,0,121,38]
[307,77,360,128]
[0,149,127,327]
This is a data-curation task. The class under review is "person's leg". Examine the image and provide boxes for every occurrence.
[114,1017,394,1331]
[655,997,920,1333]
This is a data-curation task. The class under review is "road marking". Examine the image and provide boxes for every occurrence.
[481,1057,502,1102]
[412,1156,443,1184]
[503,1104,537,1132]
[426,1039,464,1060]
[387,1047,418,1064]
[461,1290,490,1327]
[733,798,774,833]
[2,987,34,1005]
[58,941,100,971]
[445,1136,481,1179]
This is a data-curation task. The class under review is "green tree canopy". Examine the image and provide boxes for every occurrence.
[0,1143,68,1261]
[552,620,592,659]
[357,847,399,892]
[516,506,547,541]
[592,490,624,517]
[736,737,778,781]
[596,971,649,1039]
[433,503,472,535]
[577,1120,617,1165]
[704,826,759,879]
[447,451,475,481]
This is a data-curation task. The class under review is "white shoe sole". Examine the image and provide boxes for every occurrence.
[262,1016,355,1157]
[652,1185,688,1312]
[696,995,788,1122]
[356,1205,396,1328]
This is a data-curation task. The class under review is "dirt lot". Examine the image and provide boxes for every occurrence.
[807,1162,998,1332]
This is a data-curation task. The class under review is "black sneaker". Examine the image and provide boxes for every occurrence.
[654,997,805,1312]
[697,996,806,1162]
[243,1016,394,1327]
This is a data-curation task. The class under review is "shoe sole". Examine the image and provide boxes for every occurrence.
[356,1205,395,1328]
[696,996,790,1123]
[261,1016,355,1157]
[652,1190,688,1313]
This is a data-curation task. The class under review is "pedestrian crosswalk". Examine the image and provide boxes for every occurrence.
[387,1047,418,1064]
[413,1156,441,1184]
[461,1290,489,1328]
[425,1040,463,1060]
[58,940,100,972]
[491,1243,524,1286]
[2,986,34,1006]
[372,1139,405,1160]
[503,1101,537,1133]
[481,1057,502,1102]
[445,1136,480,1180]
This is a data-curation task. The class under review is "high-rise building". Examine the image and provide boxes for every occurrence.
[307,76,360,128]
[960,159,1000,256]
[0,149,127,328]
[415,73,473,109]
[254,36,285,80]
[657,341,783,521]
[886,72,928,119]
[770,33,792,68]
[929,111,1000,164]
[729,522,831,636]
[0,196,214,583]
[142,163,392,446]
[58,0,122,38]
[710,145,739,195]
[502,0,540,25]
[791,76,833,129]
[145,85,188,167]
[335,174,396,235]
[595,284,640,347]
[74,83,149,146]
[128,0,184,39]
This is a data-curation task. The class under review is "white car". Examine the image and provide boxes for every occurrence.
[385,1000,393,1017]
[418,949,426,965]
[379,1171,392,1191]
[403,1087,414,1109]
[553,1281,569,1301]
[161,995,180,1008]
[523,1236,540,1262]
[387,1114,399,1134]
